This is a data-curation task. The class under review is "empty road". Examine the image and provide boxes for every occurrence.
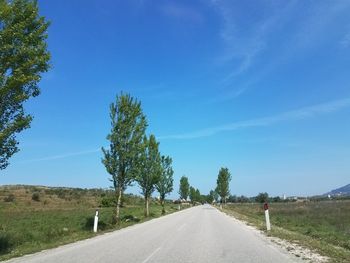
[6,205,301,263]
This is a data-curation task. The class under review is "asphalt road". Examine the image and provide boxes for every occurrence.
[6,205,301,263]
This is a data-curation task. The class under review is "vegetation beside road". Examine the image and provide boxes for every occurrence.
[222,201,350,262]
[0,185,181,261]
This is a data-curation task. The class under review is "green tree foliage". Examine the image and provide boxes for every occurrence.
[228,195,237,203]
[179,176,189,201]
[156,155,174,215]
[216,167,232,204]
[31,192,40,202]
[189,186,196,203]
[213,190,219,203]
[195,189,201,202]
[102,93,147,223]
[207,190,215,203]
[136,134,162,217]
[189,187,202,204]
[0,0,50,170]
[255,192,269,203]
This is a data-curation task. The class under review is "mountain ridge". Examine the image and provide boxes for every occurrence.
[325,183,350,196]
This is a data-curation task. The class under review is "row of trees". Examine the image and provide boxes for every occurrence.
[177,168,232,205]
[178,175,204,204]
[102,94,174,223]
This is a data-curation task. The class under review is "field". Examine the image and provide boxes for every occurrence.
[222,201,350,262]
[0,185,181,261]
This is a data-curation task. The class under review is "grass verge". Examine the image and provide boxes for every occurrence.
[0,185,184,261]
[221,201,350,263]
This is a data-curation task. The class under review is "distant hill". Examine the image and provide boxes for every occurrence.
[325,183,350,196]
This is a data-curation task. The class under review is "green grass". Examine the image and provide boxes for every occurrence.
[222,201,350,262]
[0,185,181,261]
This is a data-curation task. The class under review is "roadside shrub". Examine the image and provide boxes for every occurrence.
[0,232,13,255]
[100,196,116,207]
[3,194,15,202]
[32,192,40,202]
[255,192,269,203]
[57,190,66,199]
[83,217,108,231]
[122,194,143,206]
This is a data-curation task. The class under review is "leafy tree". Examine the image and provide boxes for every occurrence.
[0,0,50,170]
[228,195,237,203]
[179,176,189,201]
[216,167,232,205]
[189,186,196,204]
[102,94,147,223]
[195,188,201,202]
[213,190,219,203]
[189,187,202,204]
[272,196,281,202]
[237,195,250,203]
[136,134,162,217]
[255,192,269,203]
[156,155,174,214]
[206,190,215,203]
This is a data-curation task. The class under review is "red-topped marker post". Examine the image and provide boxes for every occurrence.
[263,203,271,231]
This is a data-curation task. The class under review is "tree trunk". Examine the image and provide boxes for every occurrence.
[145,196,150,217]
[161,199,165,215]
[120,191,124,207]
[115,187,122,224]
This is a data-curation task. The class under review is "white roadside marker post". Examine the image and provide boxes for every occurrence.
[93,209,99,233]
[264,203,271,231]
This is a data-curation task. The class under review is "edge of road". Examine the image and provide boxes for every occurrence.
[215,205,328,263]
[3,205,197,263]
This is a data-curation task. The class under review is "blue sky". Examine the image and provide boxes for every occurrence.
[1,0,350,198]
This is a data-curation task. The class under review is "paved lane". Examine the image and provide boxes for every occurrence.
[5,205,301,263]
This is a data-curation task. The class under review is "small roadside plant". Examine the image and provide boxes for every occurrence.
[32,192,40,202]
[3,194,15,202]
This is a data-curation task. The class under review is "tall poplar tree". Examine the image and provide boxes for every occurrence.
[179,176,189,201]
[216,167,232,205]
[0,0,50,170]
[189,186,196,204]
[102,93,147,223]
[136,134,162,217]
[156,155,173,214]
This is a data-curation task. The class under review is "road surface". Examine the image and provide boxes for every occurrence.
[5,205,301,263]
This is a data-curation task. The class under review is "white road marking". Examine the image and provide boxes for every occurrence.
[141,247,161,263]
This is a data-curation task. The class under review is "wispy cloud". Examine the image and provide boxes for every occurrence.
[340,30,350,48]
[160,2,203,24]
[159,98,350,140]
[213,0,297,79]
[210,1,350,101]
[21,149,100,163]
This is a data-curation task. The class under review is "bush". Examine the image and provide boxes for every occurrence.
[32,192,40,202]
[57,190,66,199]
[3,194,15,202]
[100,196,116,207]
[255,192,269,203]
[0,232,13,255]
[83,217,108,231]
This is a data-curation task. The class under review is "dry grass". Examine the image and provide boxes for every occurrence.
[222,201,350,262]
